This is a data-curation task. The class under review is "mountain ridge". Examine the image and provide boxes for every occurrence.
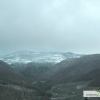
[39,54,100,85]
[0,50,82,64]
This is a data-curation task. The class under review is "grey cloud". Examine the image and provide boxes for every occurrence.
[0,0,100,55]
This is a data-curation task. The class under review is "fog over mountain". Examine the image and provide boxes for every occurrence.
[0,51,81,64]
[0,0,100,55]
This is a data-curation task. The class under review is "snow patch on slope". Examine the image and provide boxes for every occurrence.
[0,51,82,64]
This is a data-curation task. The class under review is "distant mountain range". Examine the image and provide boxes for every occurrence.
[0,50,82,64]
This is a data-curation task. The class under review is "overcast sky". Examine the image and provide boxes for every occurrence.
[0,0,100,55]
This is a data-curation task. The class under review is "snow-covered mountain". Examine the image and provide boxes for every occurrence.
[0,50,82,64]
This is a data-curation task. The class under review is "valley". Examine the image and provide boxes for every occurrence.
[0,51,100,100]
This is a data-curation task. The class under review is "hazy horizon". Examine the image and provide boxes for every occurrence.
[1,49,100,56]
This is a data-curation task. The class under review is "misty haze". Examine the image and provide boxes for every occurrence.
[0,0,100,100]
